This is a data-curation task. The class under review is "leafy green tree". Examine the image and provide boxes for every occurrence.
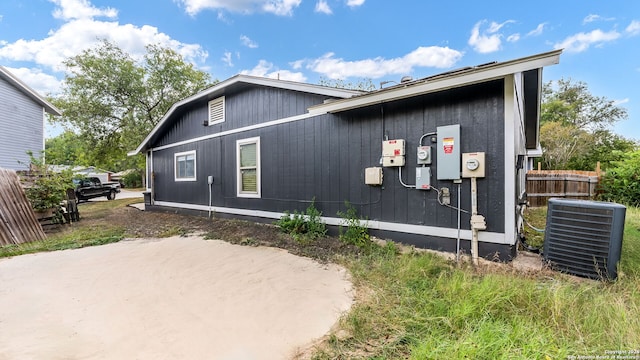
[539,122,592,170]
[51,40,214,171]
[539,78,634,170]
[45,130,91,166]
[541,78,627,131]
[318,77,376,91]
[566,129,637,171]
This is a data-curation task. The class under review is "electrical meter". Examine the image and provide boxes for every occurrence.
[466,158,479,171]
[462,152,486,178]
[417,146,431,165]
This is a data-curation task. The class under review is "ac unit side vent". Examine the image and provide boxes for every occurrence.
[543,199,626,280]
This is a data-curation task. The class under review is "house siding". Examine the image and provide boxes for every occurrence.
[0,77,44,170]
[155,86,331,147]
[150,80,506,236]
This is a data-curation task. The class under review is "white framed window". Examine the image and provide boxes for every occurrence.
[208,96,225,125]
[236,137,260,198]
[174,150,197,181]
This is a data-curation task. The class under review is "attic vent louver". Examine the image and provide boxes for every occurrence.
[543,199,626,280]
[208,96,225,125]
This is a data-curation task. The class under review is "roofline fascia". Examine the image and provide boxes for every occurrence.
[130,74,363,155]
[0,66,62,116]
[308,49,562,115]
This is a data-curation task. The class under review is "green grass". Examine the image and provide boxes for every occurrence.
[0,198,140,258]
[0,225,125,258]
[314,206,640,359]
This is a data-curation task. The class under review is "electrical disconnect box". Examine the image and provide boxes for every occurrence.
[416,146,431,165]
[462,152,486,178]
[382,139,405,167]
[436,125,461,180]
[365,167,383,185]
[415,167,431,190]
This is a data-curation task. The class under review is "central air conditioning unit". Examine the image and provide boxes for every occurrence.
[543,198,626,280]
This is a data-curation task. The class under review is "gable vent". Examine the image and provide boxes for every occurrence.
[543,199,626,280]
[208,96,225,125]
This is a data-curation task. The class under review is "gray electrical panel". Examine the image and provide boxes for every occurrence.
[416,167,431,190]
[436,124,461,180]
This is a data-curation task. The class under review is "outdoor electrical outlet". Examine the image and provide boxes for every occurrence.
[441,187,451,205]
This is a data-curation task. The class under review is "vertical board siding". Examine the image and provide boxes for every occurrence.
[0,78,44,170]
[151,80,505,233]
[155,87,330,147]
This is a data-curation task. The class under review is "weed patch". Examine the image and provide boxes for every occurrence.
[276,199,327,243]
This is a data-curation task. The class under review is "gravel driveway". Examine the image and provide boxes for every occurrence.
[0,236,353,359]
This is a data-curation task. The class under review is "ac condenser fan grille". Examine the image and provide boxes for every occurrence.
[543,199,625,280]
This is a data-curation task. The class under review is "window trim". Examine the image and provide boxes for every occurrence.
[208,96,225,126]
[236,137,261,198]
[174,150,197,182]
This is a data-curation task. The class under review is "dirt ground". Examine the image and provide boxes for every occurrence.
[0,205,358,360]
[90,203,365,263]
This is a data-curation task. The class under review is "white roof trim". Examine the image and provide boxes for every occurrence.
[130,74,362,155]
[308,50,562,115]
[0,66,62,116]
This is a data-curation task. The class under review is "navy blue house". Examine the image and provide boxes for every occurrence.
[131,50,562,261]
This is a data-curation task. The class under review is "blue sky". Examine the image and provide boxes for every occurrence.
[1,0,639,140]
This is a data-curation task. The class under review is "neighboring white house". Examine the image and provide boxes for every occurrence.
[0,66,62,170]
[49,165,114,183]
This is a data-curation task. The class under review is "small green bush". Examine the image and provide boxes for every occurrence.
[20,151,74,223]
[598,150,640,206]
[122,170,143,188]
[337,202,371,248]
[275,199,326,242]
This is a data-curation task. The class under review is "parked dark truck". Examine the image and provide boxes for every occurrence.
[73,177,121,201]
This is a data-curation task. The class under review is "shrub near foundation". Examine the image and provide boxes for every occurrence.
[275,199,326,243]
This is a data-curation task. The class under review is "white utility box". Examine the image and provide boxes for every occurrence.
[365,167,383,185]
[382,139,406,167]
[462,152,486,178]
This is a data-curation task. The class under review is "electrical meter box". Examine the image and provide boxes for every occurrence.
[415,167,431,190]
[417,146,431,165]
[382,139,405,167]
[462,152,486,178]
[365,167,383,185]
[436,125,461,180]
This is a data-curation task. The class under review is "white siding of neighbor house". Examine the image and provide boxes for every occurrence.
[0,76,45,170]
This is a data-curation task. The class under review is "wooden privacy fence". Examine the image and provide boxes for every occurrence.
[526,170,601,207]
[0,168,46,245]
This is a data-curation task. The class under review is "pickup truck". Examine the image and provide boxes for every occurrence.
[73,177,121,201]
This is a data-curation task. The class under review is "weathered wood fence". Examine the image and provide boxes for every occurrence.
[526,170,600,207]
[0,168,46,245]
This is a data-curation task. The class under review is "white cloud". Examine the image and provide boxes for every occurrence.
[302,46,463,79]
[0,1,208,73]
[527,23,546,37]
[5,66,63,96]
[626,20,640,36]
[346,0,365,7]
[240,35,258,48]
[222,51,233,66]
[554,29,621,52]
[50,0,117,20]
[613,98,629,106]
[315,0,332,15]
[176,0,301,16]
[468,20,514,54]
[583,14,615,24]
[262,0,301,16]
[507,33,520,43]
[240,60,307,82]
[583,14,600,24]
